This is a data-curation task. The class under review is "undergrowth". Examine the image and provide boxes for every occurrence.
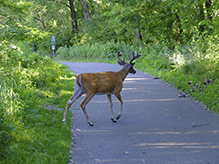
[56,40,219,113]
[0,45,75,163]
[136,42,219,113]
[56,41,137,61]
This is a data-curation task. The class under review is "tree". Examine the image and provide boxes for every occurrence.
[69,0,78,34]
[78,0,92,20]
[199,3,205,33]
[1,0,218,49]
[0,0,47,44]
[32,4,47,31]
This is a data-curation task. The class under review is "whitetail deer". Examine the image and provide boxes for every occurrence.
[62,51,141,126]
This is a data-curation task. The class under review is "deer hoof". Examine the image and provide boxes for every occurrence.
[111,118,117,123]
[116,114,121,120]
[88,121,94,126]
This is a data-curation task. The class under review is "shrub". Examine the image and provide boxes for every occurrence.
[0,44,74,163]
[56,41,137,60]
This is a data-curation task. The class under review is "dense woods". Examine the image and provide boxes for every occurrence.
[1,0,219,163]
[1,0,219,50]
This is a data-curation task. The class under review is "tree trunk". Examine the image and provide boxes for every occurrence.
[78,0,92,20]
[41,16,46,31]
[175,14,183,44]
[69,0,78,34]
[205,0,212,20]
[205,0,212,32]
[33,16,46,31]
[199,4,205,33]
[175,14,183,34]
[58,13,67,45]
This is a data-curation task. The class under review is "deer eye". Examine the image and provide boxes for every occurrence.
[129,67,134,72]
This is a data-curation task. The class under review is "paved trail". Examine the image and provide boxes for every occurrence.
[61,62,219,164]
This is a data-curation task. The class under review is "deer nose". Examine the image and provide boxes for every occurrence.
[132,69,136,74]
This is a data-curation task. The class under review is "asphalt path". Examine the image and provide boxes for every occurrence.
[61,62,219,164]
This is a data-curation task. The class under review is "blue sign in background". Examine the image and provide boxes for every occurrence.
[51,36,56,45]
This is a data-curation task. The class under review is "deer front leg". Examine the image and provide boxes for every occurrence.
[80,93,95,126]
[114,92,123,120]
[107,94,116,123]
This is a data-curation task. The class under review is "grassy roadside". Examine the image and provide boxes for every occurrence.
[135,48,219,113]
[0,50,75,163]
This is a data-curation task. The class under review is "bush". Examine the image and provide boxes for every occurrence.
[0,44,74,163]
[137,41,219,113]
[56,41,137,60]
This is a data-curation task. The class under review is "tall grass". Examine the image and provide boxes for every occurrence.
[138,42,219,112]
[0,45,74,163]
[56,41,137,60]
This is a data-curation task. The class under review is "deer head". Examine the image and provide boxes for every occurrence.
[117,51,141,74]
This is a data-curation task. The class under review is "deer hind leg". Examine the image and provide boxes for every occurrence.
[80,92,95,126]
[62,85,85,124]
[107,94,116,123]
[114,92,123,120]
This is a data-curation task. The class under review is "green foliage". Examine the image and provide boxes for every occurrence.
[75,0,219,47]
[137,40,219,113]
[0,44,74,163]
[2,0,218,54]
[0,78,22,159]
[78,3,140,45]
[56,41,137,60]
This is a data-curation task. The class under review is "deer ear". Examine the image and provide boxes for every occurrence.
[131,62,136,66]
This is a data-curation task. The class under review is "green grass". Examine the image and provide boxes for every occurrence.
[135,45,219,113]
[2,108,72,164]
[0,48,75,163]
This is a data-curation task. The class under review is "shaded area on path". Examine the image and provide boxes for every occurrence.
[61,62,219,164]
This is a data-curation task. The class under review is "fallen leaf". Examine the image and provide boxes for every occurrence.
[69,159,74,163]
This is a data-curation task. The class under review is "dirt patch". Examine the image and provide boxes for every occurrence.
[41,105,63,111]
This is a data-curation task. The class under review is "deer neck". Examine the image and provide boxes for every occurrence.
[117,66,129,81]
